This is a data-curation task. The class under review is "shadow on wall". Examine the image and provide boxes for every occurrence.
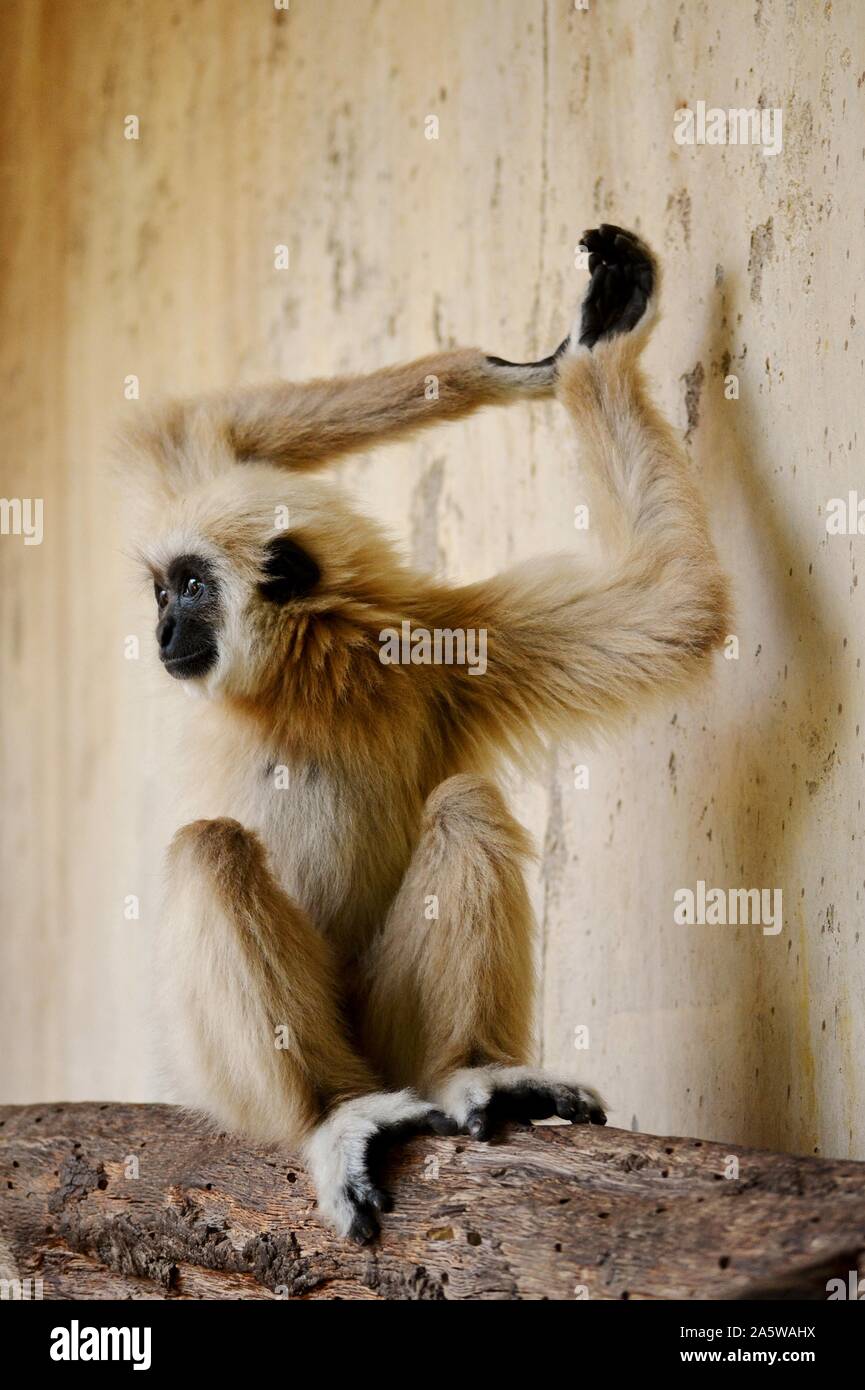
[689,273,847,1155]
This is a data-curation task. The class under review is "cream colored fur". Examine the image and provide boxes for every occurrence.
[121,232,730,1239]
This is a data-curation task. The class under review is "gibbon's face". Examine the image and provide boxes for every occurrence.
[132,462,390,699]
[152,553,221,680]
[150,531,323,685]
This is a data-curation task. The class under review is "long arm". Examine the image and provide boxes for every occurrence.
[222,348,560,470]
[437,228,730,758]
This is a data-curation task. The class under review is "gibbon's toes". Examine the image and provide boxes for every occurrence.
[577,223,656,351]
[466,1082,606,1139]
[343,1106,458,1244]
[441,1068,607,1140]
[550,1083,608,1126]
[426,1108,461,1137]
[346,1170,392,1214]
[347,1205,380,1246]
[343,1166,394,1245]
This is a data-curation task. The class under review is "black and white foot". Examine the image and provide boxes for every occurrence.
[434,1065,607,1140]
[572,223,657,351]
[304,1090,457,1244]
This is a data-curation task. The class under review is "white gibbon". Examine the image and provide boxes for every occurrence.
[121,225,729,1242]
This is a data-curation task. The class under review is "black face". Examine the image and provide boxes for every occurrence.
[154,554,220,680]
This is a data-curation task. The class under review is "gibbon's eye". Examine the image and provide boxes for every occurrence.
[182,575,203,599]
[154,583,169,609]
[259,535,321,605]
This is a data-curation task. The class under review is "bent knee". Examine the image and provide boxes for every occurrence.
[424,775,534,859]
[168,817,267,881]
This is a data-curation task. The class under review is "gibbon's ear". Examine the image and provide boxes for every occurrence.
[258,534,321,604]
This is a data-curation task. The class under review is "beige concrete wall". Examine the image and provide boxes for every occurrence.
[1,0,863,1159]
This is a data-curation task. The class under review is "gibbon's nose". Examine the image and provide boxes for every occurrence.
[157,611,177,656]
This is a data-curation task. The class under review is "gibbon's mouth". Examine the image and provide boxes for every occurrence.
[161,646,217,680]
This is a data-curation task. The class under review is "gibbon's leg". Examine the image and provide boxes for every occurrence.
[222,344,567,470]
[444,224,731,753]
[359,775,606,1137]
[162,819,453,1244]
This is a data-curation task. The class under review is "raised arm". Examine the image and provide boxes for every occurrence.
[221,347,564,471]
[434,226,730,759]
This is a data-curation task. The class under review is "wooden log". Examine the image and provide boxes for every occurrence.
[1,1102,864,1301]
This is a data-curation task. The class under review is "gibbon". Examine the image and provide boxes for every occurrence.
[122,225,729,1243]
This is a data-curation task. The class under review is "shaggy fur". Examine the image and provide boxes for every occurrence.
[121,226,730,1242]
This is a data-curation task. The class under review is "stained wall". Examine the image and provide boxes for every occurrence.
[1,0,863,1159]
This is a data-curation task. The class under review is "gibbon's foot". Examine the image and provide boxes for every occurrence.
[575,224,656,350]
[435,1065,607,1140]
[304,1090,457,1245]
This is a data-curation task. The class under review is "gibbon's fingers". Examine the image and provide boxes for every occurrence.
[486,333,571,381]
[577,223,656,349]
[486,225,657,370]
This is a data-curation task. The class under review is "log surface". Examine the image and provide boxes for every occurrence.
[1,1103,864,1300]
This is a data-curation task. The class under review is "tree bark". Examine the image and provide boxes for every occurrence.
[1,1102,864,1300]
